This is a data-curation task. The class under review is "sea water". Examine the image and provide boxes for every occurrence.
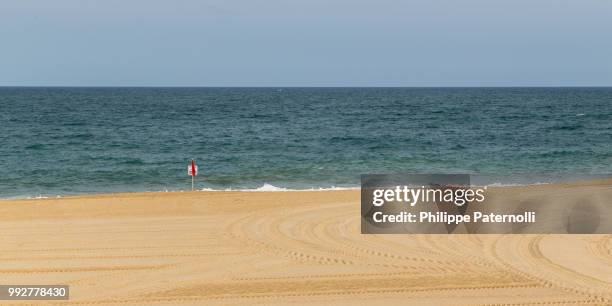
[1,87,611,198]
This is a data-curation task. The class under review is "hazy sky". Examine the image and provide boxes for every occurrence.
[1,0,611,86]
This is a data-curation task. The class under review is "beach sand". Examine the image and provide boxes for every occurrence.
[1,181,611,305]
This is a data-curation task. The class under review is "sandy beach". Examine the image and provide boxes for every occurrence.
[1,181,611,305]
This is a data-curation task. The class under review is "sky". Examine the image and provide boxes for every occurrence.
[1,0,611,87]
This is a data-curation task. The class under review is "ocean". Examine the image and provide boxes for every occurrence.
[1,87,611,198]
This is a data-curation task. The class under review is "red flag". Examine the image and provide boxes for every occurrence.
[190,160,197,176]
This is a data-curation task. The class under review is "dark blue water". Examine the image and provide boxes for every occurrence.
[1,87,611,198]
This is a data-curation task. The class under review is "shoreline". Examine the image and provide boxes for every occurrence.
[3,177,611,202]
[0,186,362,202]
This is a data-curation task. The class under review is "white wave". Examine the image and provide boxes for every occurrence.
[198,184,359,192]
[28,195,49,199]
[252,183,289,192]
[199,188,217,191]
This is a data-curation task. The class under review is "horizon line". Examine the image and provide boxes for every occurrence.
[1,85,611,89]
